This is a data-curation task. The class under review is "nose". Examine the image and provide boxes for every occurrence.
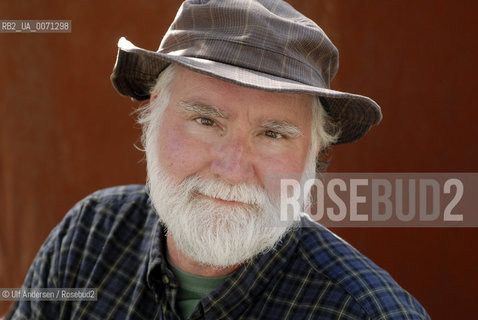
[210,134,255,185]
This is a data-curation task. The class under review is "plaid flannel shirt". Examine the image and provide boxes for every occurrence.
[7,185,430,319]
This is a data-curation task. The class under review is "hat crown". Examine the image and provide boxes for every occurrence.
[158,0,339,88]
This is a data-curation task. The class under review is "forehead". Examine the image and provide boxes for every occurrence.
[168,66,313,122]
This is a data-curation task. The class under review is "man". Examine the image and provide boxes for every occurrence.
[7,0,429,319]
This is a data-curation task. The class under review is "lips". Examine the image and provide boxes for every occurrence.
[193,190,246,206]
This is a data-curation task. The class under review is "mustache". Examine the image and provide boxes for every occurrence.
[180,175,271,207]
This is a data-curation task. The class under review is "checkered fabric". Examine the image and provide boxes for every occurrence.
[7,185,429,319]
[111,0,382,145]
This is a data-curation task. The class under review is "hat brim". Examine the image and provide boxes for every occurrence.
[111,38,382,145]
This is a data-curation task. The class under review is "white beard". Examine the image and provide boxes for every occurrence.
[146,157,301,268]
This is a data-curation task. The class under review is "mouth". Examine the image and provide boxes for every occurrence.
[192,191,249,207]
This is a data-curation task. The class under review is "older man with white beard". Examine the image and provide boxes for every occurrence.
[6,0,430,319]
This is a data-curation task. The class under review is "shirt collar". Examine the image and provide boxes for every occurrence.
[146,207,301,315]
[199,225,301,317]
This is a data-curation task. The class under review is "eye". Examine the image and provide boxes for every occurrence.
[264,130,284,139]
[195,117,216,127]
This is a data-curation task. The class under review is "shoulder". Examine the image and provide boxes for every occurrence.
[59,184,156,244]
[61,184,153,233]
[293,215,430,319]
[74,184,151,216]
[41,185,157,286]
[6,185,158,319]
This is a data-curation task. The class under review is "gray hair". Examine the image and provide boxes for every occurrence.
[137,64,339,174]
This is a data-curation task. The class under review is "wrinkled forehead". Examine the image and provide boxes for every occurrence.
[167,66,314,124]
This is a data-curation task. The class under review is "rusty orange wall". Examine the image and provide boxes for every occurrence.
[1,1,476,318]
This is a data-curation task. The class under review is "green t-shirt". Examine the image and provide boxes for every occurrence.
[167,258,231,319]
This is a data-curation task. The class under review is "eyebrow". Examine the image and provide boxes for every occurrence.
[261,119,303,138]
[179,101,230,119]
[179,100,303,138]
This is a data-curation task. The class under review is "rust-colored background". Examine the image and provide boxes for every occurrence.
[1,1,476,318]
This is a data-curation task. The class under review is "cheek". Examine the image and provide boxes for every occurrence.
[257,143,309,197]
[256,150,309,197]
[256,137,311,175]
[257,155,305,174]
[156,125,210,180]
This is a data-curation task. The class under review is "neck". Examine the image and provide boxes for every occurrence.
[166,233,241,277]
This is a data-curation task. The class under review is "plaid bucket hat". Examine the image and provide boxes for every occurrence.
[111,0,382,144]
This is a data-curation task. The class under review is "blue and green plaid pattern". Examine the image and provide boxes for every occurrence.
[7,185,429,319]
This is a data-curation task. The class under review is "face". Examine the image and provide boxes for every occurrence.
[157,67,313,193]
[147,66,315,267]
